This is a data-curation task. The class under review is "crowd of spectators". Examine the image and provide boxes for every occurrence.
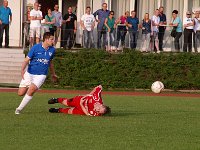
[1,1,200,53]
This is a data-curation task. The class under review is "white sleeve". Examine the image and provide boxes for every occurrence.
[81,15,85,21]
[183,18,187,25]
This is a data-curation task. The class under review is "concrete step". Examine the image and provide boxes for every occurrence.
[0,53,25,58]
[0,65,21,70]
[0,78,21,84]
[0,48,24,54]
[0,70,21,75]
[0,61,22,66]
[0,57,24,62]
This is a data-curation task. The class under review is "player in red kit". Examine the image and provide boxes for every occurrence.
[48,85,111,116]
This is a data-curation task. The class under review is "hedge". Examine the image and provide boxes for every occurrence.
[44,49,200,90]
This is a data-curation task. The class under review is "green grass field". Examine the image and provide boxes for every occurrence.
[0,92,199,150]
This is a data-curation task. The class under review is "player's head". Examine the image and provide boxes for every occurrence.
[43,32,54,46]
[94,104,111,115]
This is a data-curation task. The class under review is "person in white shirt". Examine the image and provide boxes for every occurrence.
[80,6,95,48]
[29,2,43,47]
[151,9,160,53]
[183,11,194,52]
[52,4,63,46]
[193,11,200,52]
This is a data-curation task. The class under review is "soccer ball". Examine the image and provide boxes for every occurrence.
[151,81,164,93]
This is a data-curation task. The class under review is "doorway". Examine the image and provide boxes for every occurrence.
[38,0,58,17]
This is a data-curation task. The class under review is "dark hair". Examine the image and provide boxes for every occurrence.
[102,2,107,6]
[47,7,51,12]
[109,11,114,15]
[103,106,111,115]
[86,6,91,9]
[172,10,178,14]
[43,32,53,42]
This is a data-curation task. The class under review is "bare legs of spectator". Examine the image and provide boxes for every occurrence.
[183,29,193,52]
[152,32,159,53]
[54,27,60,46]
[174,32,182,52]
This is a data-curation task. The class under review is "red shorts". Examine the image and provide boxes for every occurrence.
[60,96,85,115]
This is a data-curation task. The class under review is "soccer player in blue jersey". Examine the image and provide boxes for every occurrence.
[15,32,58,115]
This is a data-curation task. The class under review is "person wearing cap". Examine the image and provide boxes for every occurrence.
[193,11,200,53]
[183,11,194,52]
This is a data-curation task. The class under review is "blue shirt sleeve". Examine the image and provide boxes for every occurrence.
[93,9,99,18]
[27,46,35,59]
[9,8,12,16]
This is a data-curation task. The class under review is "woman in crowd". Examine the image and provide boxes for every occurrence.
[169,10,183,52]
[44,8,56,36]
[115,11,130,50]
[104,11,116,52]
[140,13,151,52]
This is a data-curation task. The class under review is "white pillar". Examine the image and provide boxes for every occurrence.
[56,0,62,48]
[129,0,135,12]
[183,0,188,20]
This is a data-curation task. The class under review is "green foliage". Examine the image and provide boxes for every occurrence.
[45,49,200,90]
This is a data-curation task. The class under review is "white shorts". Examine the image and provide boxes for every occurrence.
[19,72,46,89]
[29,27,41,38]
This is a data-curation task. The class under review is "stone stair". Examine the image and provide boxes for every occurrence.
[0,48,25,84]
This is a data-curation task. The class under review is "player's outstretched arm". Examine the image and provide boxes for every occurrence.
[50,61,58,82]
[21,57,30,79]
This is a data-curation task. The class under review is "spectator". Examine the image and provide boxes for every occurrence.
[115,11,130,50]
[44,8,56,36]
[52,4,62,46]
[169,10,183,52]
[193,11,200,53]
[0,0,12,48]
[158,6,167,51]
[104,11,116,51]
[183,11,194,52]
[29,2,43,47]
[140,13,151,52]
[80,6,95,49]
[63,6,77,50]
[126,10,139,49]
[151,9,160,53]
[93,3,110,49]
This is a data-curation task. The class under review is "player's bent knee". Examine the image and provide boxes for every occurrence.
[68,108,74,114]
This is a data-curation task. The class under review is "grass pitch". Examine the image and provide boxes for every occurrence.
[0,92,199,150]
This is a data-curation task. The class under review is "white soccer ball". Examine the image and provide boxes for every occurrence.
[151,81,164,93]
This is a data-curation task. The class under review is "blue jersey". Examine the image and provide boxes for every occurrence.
[27,43,55,75]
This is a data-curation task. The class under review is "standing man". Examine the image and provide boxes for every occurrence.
[15,32,57,115]
[183,11,194,52]
[52,4,63,46]
[151,9,160,53]
[80,6,95,49]
[158,6,167,51]
[93,3,110,49]
[29,2,43,47]
[126,10,139,49]
[0,0,12,48]
[63,6,77,50]
[193,11,200,53]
